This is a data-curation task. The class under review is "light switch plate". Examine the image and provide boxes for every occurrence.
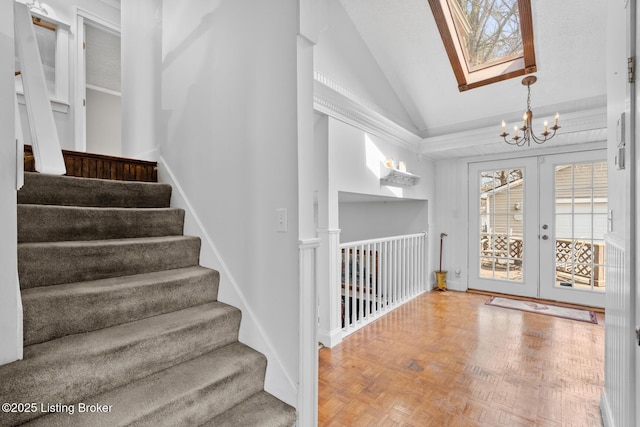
[276,208,288,233]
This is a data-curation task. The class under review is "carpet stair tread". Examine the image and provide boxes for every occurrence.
[24,343,268,427]
[18,204,185,243]
[18,172,172,208]
[201,391,297,427]
[2,171,297,426]
[22,266,219,345]
[18,235,201,289]
[0,302,241,426]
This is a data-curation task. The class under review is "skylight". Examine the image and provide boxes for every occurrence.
[428,0,536,91]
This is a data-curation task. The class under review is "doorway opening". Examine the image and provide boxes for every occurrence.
[76,12,121,156]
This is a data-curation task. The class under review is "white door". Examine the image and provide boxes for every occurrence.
[469,158,539,298]
[469,152,607,308]
[539,150,608,308]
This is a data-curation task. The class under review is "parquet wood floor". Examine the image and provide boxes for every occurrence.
[318,291,604,427]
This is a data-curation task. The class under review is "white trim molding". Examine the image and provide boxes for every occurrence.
[420,106,608,160]
[317,228,342,348]
[298,237,320,427]
[16,93,69,114]
[313,72,422,152]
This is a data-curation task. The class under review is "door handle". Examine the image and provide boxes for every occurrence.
[542,224,548,230]
[542,235,549,240]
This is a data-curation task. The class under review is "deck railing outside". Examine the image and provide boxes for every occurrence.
[339,232,427,337]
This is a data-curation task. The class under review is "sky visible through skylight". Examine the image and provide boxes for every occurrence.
[451,0,523,71]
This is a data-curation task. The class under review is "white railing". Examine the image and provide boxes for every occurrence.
[14,1,65,175]
[339,232,427,337]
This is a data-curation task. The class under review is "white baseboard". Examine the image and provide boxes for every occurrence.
[318,328,342,348]
[600,392,614,427]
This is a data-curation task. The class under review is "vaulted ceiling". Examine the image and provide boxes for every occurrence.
[337,0,608,159]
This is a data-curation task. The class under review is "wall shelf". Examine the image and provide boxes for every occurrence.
[380,168,421,187]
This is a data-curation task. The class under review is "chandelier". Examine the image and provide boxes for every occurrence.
[500,76,560,147]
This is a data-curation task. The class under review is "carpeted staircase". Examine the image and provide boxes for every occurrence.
[0,172,296,426]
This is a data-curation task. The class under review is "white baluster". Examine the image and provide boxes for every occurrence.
[365,243,370,319]
[358,244,364,323]
[338,233,428,338]
[343,248,350,330]
[383,240,388,311]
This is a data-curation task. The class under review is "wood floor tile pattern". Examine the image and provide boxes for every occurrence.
[318,291,604,427]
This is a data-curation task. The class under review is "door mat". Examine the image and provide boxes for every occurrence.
[485,296,598,324]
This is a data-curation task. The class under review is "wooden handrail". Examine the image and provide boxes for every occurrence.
[32,16,56,32]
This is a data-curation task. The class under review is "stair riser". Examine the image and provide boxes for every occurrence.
[203,391,297,427]
[128,361,266,427]
[24,345,268,427]
[18,173,171,208]
[18,237,201,289]
[18,205,185,243]
[23,268,220,346]
[0,305,241,426]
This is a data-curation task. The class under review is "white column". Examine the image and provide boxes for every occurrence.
[298,238,319,427]
[317,228,342,347]
[0,0,22,365]
[297,0,322,420]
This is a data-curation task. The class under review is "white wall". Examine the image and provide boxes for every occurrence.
[86,88,120,156]
[0,0,22,365]
[327,117,437,281]
[314,0,415,130]
[329,117,432,200]
[157,0,299,405]
[434,158,467,289]
[339,198,428,243]
[121,0,160,160]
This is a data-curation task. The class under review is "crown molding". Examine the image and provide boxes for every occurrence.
[312,71,607,160]
[418,95,607,139]
[419,106,607,159]
[96,0,121,10]
[313,72,422,152]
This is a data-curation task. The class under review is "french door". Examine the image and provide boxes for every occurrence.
[538,151,607,307]
[469,157,539,298]
[469,150,607,308]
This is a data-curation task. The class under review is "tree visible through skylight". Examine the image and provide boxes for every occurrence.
[451,0,523,71]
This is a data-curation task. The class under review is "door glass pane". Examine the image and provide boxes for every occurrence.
[553,161,607,291]
[478,168,523,282]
